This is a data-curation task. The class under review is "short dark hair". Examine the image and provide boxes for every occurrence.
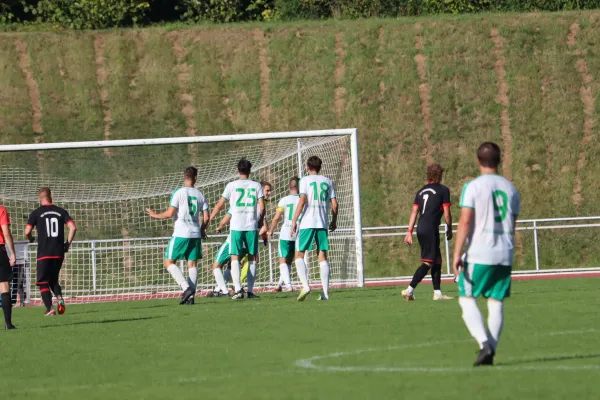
[38,187,51,199]
[184,166,198,180]
[426,164,444,183]
[289,177,299,190]
[238,158,252,175]
[477,142,501,168]
[306,156,322,173]
[260,180,272,189]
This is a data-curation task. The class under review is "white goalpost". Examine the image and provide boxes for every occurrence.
[0,129,364,304]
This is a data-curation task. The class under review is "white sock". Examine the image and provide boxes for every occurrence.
[434,289,442,296]
[459,297,488,349]
[188,267,198,294]
[406,286,414,294]
[167,264,189,291]
[247,261,257,293]
[319,261,330,298]
[230,260,242,292]
[487,300,504,350]
[294,258,310,291]
[213,268,228,293]
[223,268,231,283]
[279,263,291,287]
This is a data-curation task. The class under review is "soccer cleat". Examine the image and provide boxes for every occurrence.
[433,293,454,300]
[401,289,415,301]
[179,287,195,305]
[185,297,195,305]
[317,293,329,301]
[247,292,260,299]
[231,290,245,300]
[473,342,495,367]
[283,286,294,293]
[5,324,16,330]
[296,289,311,302]
[45,309,57,316]
[57,299,66,314]
[275,285,283,292]
[208,290,229,298]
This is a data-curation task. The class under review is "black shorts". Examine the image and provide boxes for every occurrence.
[36,258,63,285]
[417,231,441,264]
[0,246,12,282]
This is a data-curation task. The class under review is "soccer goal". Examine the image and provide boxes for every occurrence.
[0,129,364,304]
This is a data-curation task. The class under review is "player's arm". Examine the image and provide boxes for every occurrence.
[146,206,176,220]
[404,205,419,246]
[329,198,338,232]
[443,205,453,241]
[258,198,267,232]
[452,207,474,277]
[210,197,227,223]
[267,209,283,240]
[291,194,306,236]
[1,223,16,267]
[216,213,231,233]
[24,224,34,243]
[64,220,77,252]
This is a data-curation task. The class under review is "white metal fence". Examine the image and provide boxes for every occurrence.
[16,216,600,303]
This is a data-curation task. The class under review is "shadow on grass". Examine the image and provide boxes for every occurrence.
[41,316,164,328]
[498,353,600,366]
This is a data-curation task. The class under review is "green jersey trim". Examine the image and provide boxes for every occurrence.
[459,181,471,208]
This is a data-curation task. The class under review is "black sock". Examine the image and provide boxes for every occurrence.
[50,281,62,299]
[1,292,12,326]
[410,263,431,289]
[431,264,442,290]
[39,285,53,312]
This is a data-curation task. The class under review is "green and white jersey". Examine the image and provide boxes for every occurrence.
[222,179,264,231]
[460,174,521,266]
[298,174,336,230]
[169,187,209,239]
[276,194,300,241]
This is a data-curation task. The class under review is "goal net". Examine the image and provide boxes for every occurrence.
[0,130,363,304]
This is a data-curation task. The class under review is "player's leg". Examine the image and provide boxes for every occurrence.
[49,259,66,314]
[402,232,433,301]
[163,237,194,304]
[276,241,293,292]
[229,231,244,299]
[432,240,452,300]
[484,265,512,353]
[284,241,295,291]
[294,229,314,301]
[315,229,330,300]
[184,239,202,304]
[245,231,260,298]
[0,249,14,328]
[212,241,231,295]
[36,260,55,315]
[458,263,495,366]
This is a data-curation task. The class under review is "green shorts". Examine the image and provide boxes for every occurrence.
[164,237,202,261]
[215,240,248,266]
[458,263,512,301]
[230,230,259,256]
[278,240,295,259]
[297,228,329,253]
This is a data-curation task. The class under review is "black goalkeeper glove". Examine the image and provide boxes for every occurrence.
[28,236,36,244]
[64,242,71,253]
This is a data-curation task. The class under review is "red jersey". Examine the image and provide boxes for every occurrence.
[0,206,10,245]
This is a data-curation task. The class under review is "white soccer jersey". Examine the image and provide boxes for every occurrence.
[222,179,264,231]
[277,194,301,241]
[298,174,336,230]
[170,187,209,238]
[460,174,521,266]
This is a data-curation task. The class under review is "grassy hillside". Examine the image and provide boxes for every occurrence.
[0,12,599,276]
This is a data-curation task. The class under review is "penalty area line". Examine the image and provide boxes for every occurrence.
[295,328,600,374]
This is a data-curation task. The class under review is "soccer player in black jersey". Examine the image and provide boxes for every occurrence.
[0,205,17,329]
[403,164,453,301]
[24,188,77,316]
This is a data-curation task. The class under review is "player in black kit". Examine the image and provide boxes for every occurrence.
[24,187,77,316]
[403,164,453,301]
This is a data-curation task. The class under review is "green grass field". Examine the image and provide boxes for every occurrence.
[3,278,600,399]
